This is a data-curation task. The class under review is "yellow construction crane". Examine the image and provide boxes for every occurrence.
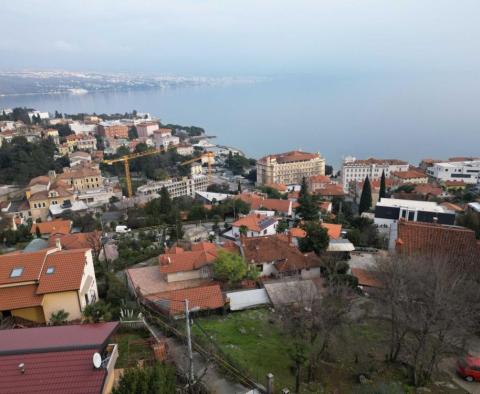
[181,151,214,182]
[103,148,164,198]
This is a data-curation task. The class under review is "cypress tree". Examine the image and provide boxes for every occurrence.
[379,170,386,201]
[296,177,319,221]
[359,176,372,215]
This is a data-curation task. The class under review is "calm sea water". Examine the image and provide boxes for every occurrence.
[1,74,479,168]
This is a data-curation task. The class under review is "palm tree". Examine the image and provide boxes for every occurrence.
[49,309,69,325]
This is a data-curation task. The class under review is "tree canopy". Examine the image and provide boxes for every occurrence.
[298,221,329,255]
[296,177,319,221]
[213,250,257,286]
[113,363,176,394]
[358,176,372,215]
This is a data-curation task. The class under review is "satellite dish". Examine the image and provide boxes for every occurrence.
[93,352,102,369]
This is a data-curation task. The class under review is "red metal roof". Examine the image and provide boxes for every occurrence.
[0,349,107,394]
[0,322,119,355]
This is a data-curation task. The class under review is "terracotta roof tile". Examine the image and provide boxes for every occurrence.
[145,284,224,315]
[321,223,342,239]
[313,184,346,197]
[0,249,48,285]
[28,176,50,187]
[289,227,306,238]
[396,220,480,270]
[36,249,89,294]
[159,242,222,274]
[48,232,100,250]
[232,214,277,233]
[31,220,72,236]
[392,170,427,179]
[259,150,320,164]
[0,284,44,311]
[351,268,382,288]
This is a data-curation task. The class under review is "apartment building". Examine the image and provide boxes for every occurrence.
[426,160,480,185]
[256,150,326,186]
[98,121,129,138]
[136,121,159,138]
[341,157,409,191]
[65,134,97,152]
[136,174,209,200]
[57,166,103,191]
[153,128,179,149]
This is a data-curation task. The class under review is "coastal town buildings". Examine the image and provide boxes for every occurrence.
[374,198,456,231]
[98,121,129,138]
[153,128,180,149]
[136,175,209,200]
[136,121,159,138]
[341,157,409,191]
[426,160,480,185]
[256,150,326,186]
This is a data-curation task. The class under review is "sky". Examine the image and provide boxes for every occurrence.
[1,0,480,76]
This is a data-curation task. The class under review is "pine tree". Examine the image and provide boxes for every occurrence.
[359,176,373,215]
[379,170,386,201]
[237,181,242,194]
[296,177,319,221]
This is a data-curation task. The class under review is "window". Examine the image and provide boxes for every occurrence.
[46,267,55,274]
[10,267,23,278]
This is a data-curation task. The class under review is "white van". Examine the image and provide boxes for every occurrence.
[115,225,131,233]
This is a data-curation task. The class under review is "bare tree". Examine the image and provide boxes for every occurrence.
[276,281,352,392]
[86,231,103,260]
[373,255,480,386]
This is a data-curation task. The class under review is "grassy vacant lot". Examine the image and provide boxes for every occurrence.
[112,327,153,368]
[193,308,466,393]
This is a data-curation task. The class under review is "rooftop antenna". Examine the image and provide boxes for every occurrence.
[92,352,102,369]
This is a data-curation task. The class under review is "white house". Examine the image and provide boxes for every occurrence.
[426,160,480,185]
[136,121,159,138]
[231,214,278,238]
[153,129,179,149]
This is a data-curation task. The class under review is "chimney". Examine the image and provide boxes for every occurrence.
[287,230,292,246]
[47,170,56,183]
[55,238,62,250]
[433,217,438,224]
[18,363,25,374]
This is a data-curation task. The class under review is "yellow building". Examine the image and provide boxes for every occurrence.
[0,247,98,323]
[256,150,326,185]
[26,174,76,221]
[57,166,103,191]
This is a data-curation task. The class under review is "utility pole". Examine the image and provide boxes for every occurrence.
[185,299,194,383]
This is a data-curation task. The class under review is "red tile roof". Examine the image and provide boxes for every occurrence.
[236,193,292,214]
[392,170,427,179]
[265,183,288,192]
[413,184,443,196]
[145,284,224,315]
[36,249,90,294]
[396,220,480,270]
[0,323,118,394]
[351,268,382,288]
[313,184,345,197]
[443,180,468,188]
[0,284,44,311]
[31,220,72,236]
[309,175,331,184]
[159,242,218,274]
[241,235,322,272]
[321,223,342,239]
[0,249,90,311]
[259,150,320,164]
[289,227,306,238]
[28,176,50,187]
[48,232,100,250]
[232,214,276,233]
[0,322,119,355]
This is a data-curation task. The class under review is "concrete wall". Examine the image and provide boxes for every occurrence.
[12,306,45,323]
[301,267,321,279]
[79,250,99,310]
[42,291,82,321]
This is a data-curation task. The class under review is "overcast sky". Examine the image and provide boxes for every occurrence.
[1,0,479,76]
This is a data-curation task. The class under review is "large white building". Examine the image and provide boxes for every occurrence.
[136,175,209,200]
[256,150,325,186]
[341,157,409,191]
[426,160,480,185]
[374,198,456,231]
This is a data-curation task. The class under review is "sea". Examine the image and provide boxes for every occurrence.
[1,73,479,169]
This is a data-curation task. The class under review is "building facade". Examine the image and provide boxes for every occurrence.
[136,175,209,199]
[98,121,129,138]
[136,121,159,138]
[426,160,480,185]
[256,150,326,185]
[341,157,409,191]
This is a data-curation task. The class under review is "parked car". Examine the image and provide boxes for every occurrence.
[456,356,480,382]
[115,225,131,234]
